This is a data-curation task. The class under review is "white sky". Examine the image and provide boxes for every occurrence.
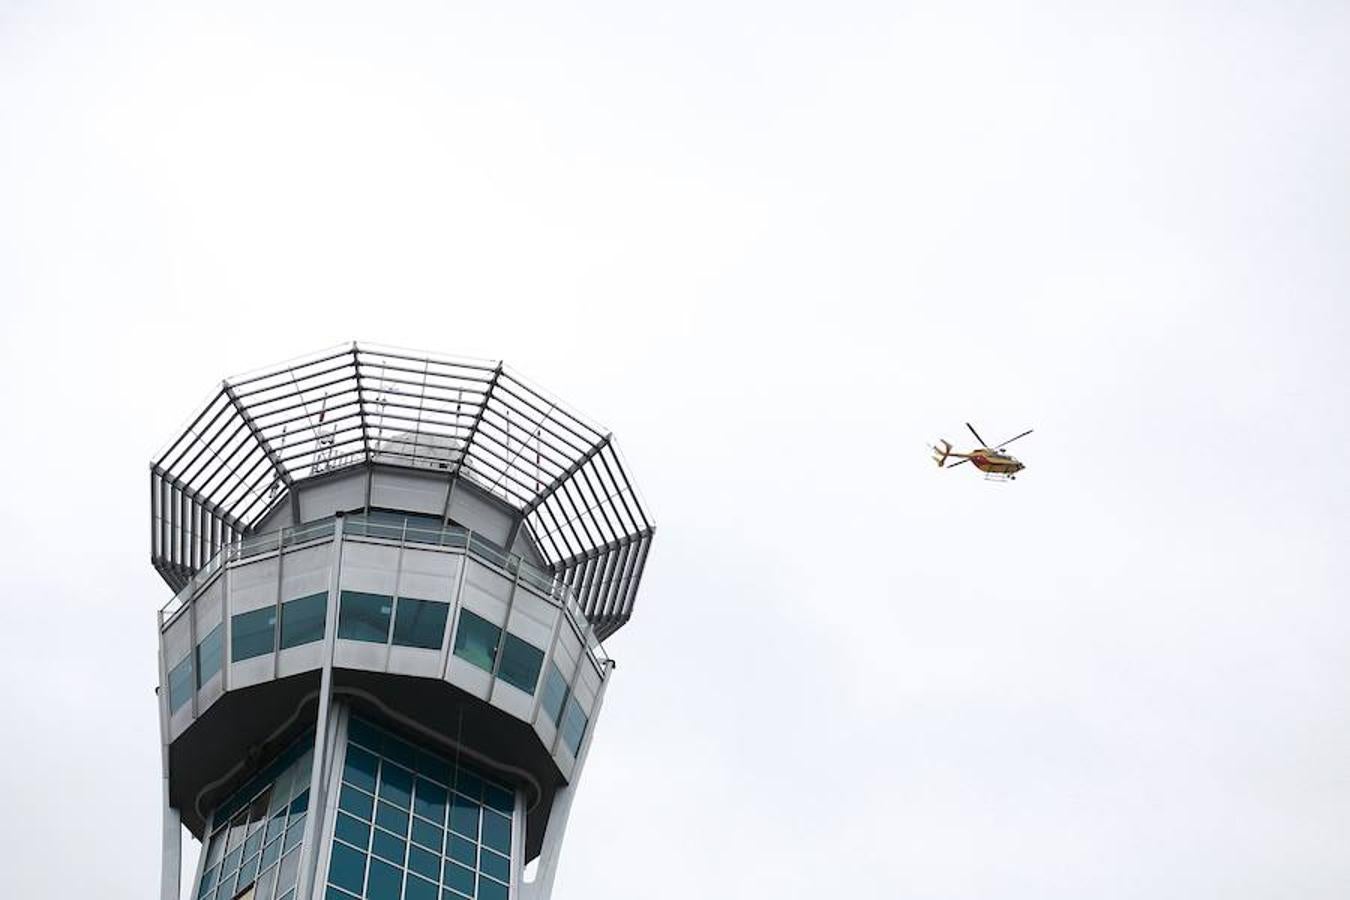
[2,1,1348,897]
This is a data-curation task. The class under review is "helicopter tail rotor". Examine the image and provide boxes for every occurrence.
[931,439,951,467]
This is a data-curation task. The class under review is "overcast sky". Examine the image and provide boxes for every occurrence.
[2,1,1348,897]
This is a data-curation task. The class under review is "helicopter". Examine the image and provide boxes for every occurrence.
[931,423,1034,480]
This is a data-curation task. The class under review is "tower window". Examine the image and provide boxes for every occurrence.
[452,610,501,672]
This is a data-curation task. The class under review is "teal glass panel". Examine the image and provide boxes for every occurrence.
[365,858,402,900]
[231,606,277,661]
[260,836,282,870]
[408,844,440,881]
[284,815,306,852]
[451,610,500,671]
[168,654,194,712]
[196,624,223,688]
[343,745,379,794]
[416,750,452,787]
[455,768,484,801]
[375,801,409,836]
[334,813,369,849]
[339,785,374,821]
[347,716,384,752]
[392,597,450,650]
[449,795,479,839]
[444,860,475,894]
[236,853,259,887]
[405,874,438,900]
[480,848,509,882]
[379,762,414,810]
[481,810,510,855]
[411,817,443,853]
[482,784,513,816]
[478,875,508,900]
[337,591,393,643]
[561,695,588,756]
[280,592,327,649]
[327,887,360,900]
[447,834,476,867]
[413,778,447,824]
[327,841,367,895]
[371,828,406,865]
[496,633,544,695]
[541,662,567,725]
[382,733,418,771]
[265,812,286,843]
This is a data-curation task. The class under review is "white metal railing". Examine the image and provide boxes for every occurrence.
[158,514,609,667]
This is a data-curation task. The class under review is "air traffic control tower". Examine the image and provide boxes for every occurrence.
[150,344,655,900]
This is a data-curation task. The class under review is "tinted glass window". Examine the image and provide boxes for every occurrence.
[197,623,223,688]
[452,610,500,672]
[168,654,193,712]
[392,597,449,650]
[337,591,392,643]
[280,592,327,649]
[232,607,277,661]
[541,662,568,725]
[496,634,544,695]
[561,695,588,756]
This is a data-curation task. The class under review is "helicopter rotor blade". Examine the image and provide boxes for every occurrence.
[946,457,970,468]
[965,422,989,447]
[993,429,1034,449]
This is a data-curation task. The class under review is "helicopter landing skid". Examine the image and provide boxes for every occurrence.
[983,473,1015,483]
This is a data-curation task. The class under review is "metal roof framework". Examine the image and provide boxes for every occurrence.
[151,343,654,639]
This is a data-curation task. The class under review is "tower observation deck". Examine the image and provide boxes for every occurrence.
[150,343,656,900]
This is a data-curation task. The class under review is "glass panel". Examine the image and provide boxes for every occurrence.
[410,817,443,853]
[168,653,194,712]
[327,841,367,895]
[447,835,476,867]
[496,633,543,695]
[343,745,379,794]
[480,848,509,882]
[407,844,440,881]
[275,847,301,893]
[339,785,374,821]
[482,784,513,817]
[392,597,450,650]
[379,762,414,810]
[260,836,282,870]
[197,624,223,688]
[337,591,392,643]
[481,810,511,855]
[443,861,475,896]
[232,607,277,661]
[365,858,402,900]
[279,592,327,649]
[451,610,500,672]
[254,866,276,900]
[334,813,370,850]
[541,663,567,725]
[478,874,508,900]
[413,778,447,825]
[375,801,409,836]
[405,874,438,900]
[371,828,406,865]
[561,695,588,756]
[449,795,479,839]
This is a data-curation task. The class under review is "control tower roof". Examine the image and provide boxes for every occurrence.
[151,342,654,639]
